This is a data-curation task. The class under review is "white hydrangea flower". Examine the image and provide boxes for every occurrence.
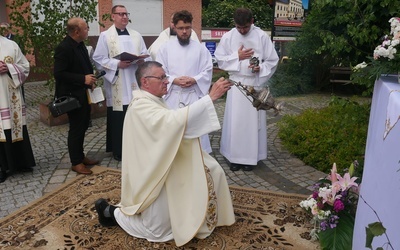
[354,62,368,70]
[317,210,328,220]
[300,198,317,210]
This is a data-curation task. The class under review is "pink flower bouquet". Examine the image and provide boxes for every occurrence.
[300,163,359,250]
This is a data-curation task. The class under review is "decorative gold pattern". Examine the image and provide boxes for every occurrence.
[3,56,13,64]
[8,83,23,142]
[204,165,218,230]
[0,167,319,249]
[107,33,123,111]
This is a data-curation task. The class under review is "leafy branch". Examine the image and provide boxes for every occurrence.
[359,194,393,250]
[6,0,99,89]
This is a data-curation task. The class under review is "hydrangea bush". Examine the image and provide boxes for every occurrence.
[352,17,400,95]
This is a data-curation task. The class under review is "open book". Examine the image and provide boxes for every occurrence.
[87,87,105,104]
[113,52,149,62]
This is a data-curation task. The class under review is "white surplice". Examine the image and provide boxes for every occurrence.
[0,36,29,142]
[115,90,235,247]
[148,27,199,60]
[156,37,213,153]
[92,25,149,110]
[215,25,279,165]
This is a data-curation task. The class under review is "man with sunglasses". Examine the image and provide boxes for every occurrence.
[215,8,279,172]
[156,10,213,153]
[93,5,149,161]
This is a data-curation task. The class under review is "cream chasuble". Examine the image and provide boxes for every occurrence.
[118,90,235,246]
[0,36,29,142]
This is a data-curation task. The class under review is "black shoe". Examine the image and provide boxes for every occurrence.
[0,171,7,183]
[230,163,242,171]
[94,198,118,227]
[113,154,121,161]
[243,165,255,171]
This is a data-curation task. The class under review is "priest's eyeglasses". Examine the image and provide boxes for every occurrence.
[144,75,169,81]
[113,12,130,17]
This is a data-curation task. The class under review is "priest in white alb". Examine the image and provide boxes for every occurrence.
[156,10,213,153]
[92,4,149,161]
[0,35,36,183]
[94,61,235,247]
[215,8,279,172]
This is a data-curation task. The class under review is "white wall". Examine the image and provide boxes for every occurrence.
[113,0,162,36]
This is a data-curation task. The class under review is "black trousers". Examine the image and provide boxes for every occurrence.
[67,100,91,166]
[106,105,128,158]
[0,126,36,173]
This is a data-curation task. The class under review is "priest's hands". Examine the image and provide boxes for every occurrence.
[118,60,132,69]
[209,77,233,101]
[0,61,9,74]
[174,76,196,88]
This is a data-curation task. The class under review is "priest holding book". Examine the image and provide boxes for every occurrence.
[93,4,149,161]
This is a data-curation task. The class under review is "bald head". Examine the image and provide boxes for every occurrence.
[66,17,89,42]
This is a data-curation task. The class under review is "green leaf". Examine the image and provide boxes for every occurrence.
[318,212,355,250]
[365,222,386,249]
[348,163,355,177]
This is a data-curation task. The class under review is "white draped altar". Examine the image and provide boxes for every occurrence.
[353,76,400,249]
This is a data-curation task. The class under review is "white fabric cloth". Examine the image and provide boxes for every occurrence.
[92,25,149,110]
[0,36,29,142]
[215,25,279,165]
[384,89,400,139]
[148,27,199,60]
[156,37,213,153]
[353,76,400,249]
[115,89,235,247]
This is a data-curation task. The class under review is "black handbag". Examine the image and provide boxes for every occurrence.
[48,96,81,117]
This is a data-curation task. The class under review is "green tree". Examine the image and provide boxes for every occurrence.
[7,0,98,88]
[202,0,273,29]
[285,0,400,92]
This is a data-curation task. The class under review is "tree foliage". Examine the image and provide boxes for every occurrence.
[202,0,273,29]
[284,0,400,91]
[7,0,98,87]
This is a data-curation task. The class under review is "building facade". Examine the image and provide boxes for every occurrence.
[0,0,202,48]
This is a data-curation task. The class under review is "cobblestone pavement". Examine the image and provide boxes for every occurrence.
[0,81,333,218]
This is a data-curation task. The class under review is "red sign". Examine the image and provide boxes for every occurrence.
[211,29,229,39]
[274,20,303,27]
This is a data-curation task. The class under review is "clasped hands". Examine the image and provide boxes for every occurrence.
[238,45,260,73]
[174,76,196,88]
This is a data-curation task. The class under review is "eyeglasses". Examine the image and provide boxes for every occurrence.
[113,12,130,17]
[175,26,192,31]
[144,75,169,81]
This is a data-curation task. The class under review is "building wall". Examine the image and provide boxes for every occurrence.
[98,0,202,47]
[162,0,202,40]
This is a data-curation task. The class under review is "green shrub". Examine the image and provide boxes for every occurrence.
[269,62,316,97]
[277,96,370,175]
[212,69,229,83]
